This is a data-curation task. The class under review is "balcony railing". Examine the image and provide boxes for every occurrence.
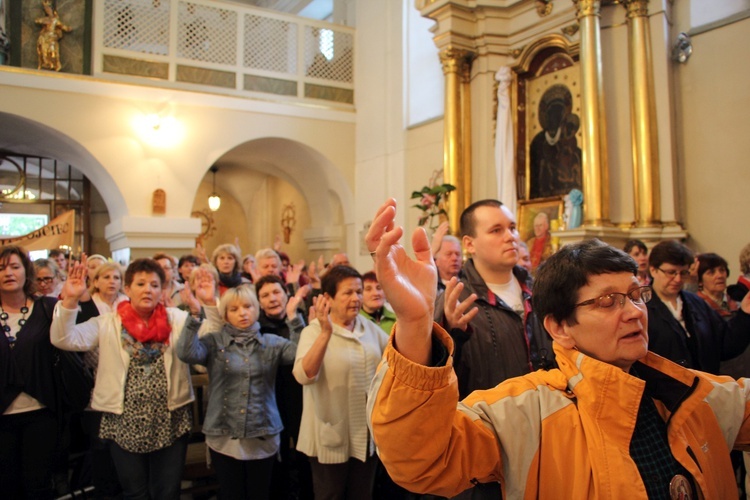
[93,0,354,106]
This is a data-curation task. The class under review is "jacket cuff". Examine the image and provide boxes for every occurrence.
[384,322,455,392]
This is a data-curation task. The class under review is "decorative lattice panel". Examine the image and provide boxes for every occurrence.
[177,3,237,65]
[244,15,297,74]
[103,0,171,55]
[303,27,353,83]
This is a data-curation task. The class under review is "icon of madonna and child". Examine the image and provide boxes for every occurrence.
[529,84,582,200]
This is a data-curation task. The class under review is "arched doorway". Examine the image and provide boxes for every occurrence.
[0,111,127,255]
[192,137,354,263]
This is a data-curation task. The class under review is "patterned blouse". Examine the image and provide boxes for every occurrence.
[99,330,192,453]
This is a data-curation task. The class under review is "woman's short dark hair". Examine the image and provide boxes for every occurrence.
[532,239,637,325]
[0,245,36,296]
[124,258,166,287]
[362,271,378,283]
[321,265,362,298]
[255,274,286,296]
[178,254,200,268]
[648,240,694,269]
[623,239,647,255]
[697,253,730,282]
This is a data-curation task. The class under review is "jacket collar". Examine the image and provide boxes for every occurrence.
[462,259,533,308]
[553,343,708,445]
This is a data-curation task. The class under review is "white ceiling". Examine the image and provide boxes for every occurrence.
[225,0,333,20]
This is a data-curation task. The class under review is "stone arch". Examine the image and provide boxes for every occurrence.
[206,137,354,256]
[0,111,128,219]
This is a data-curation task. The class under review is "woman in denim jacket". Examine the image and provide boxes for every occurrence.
[177,283,304,500]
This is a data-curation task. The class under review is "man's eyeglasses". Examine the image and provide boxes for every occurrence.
[36,277,55,284]
[575,286,652,309]
[657,268,690,279]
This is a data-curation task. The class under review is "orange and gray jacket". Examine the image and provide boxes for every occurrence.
[368,324,749,499]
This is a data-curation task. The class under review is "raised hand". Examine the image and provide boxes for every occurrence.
[311,294,332,335]
[430,221,450,256]
[287,284,311,319]
[193,267,218,306]
[307,259,321,289]
[286,259,305,285]
[443,277,478,331]
[195,243,209,264]
[180,282,201,316]
[61,254,89,308]
[366,199,436,364]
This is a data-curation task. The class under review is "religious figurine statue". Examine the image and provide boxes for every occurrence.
[36,0,72,72]
[564,188,583,229]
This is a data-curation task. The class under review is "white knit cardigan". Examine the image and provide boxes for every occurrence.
[293,316,388,464]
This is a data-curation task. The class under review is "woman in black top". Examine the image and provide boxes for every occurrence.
[0,245,61,498]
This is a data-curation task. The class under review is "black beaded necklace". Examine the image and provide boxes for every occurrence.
[0,299,30,347]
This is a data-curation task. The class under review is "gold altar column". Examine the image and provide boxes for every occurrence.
[624,0,661,227]
[574,0,610,225]
[440,47,474,235]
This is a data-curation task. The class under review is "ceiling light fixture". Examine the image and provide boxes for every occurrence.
[208,166,221,212]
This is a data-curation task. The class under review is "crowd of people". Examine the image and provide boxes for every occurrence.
[0,201,749,499]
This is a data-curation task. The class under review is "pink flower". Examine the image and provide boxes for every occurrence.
[421,193,437,209]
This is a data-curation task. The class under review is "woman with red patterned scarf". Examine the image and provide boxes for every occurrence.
[51,257,218,499]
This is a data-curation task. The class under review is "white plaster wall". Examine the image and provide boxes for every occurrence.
[0,70,356,256]
[352,0,408,269]
[671,11,750,277]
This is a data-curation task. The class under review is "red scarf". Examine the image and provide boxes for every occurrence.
[117,301,172,344]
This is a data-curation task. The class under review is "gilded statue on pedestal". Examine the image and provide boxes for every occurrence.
[36,0,72,71]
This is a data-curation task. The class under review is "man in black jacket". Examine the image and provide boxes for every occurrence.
[434,199,553,500]
[646,240,750,373]
[435,199,553,398]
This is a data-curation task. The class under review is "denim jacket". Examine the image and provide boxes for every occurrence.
[176,315,302,439]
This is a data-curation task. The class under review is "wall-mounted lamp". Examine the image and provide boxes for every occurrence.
[133,112,184,147]
[672,32,692,63]
[208,166,221,211]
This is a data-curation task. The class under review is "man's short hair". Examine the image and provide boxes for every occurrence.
[623,239,647,255]
[460,199,504,238]
[437,235,461,253]
[648,240,694,269]
[255,248,281,265]
[49,249,67,258]
[124,258,166,287]
[321,265,362,297]
[532,239,637,325]
[740,242,750,275]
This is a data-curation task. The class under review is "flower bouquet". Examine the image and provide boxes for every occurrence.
[411,177,456,231]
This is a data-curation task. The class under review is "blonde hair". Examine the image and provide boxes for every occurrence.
[211,244,241,274]
[218,284,259,324]
[88,262,124,295]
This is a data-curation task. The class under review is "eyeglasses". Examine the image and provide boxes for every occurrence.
[575,286,652,309]
[657,268,691,279]
[36,277,55,284]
